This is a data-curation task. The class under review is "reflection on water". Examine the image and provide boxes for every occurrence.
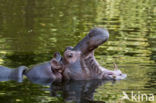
[0,0,156,102]
[50,80,115,103]
[0,78,115,103]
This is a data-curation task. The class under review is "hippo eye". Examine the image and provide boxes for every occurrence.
[67,53,73,58]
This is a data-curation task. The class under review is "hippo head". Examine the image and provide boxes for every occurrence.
[57,28,127,80]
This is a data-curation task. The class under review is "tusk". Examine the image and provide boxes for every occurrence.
[113,63,118,70]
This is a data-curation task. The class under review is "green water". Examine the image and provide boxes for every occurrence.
[0,0,155,103]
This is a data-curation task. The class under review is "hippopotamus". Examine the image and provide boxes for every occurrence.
[0,28,127,83]
[24,52,63,84]
[59,28,126,80]
[0,52,63,84]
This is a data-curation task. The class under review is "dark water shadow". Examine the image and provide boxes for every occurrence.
[0,76,114,103]
[50,80,111,103]
[26,77,114,103]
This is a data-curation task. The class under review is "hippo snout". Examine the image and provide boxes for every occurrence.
[74,28,109,55]
[115,73,127,80]
[88,28,109,42]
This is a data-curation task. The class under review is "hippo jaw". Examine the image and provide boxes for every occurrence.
[82,51,127,80]
[103,69,127,80]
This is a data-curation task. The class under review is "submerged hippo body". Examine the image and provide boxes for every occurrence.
[0,52,63,84]
[25,52,63,84]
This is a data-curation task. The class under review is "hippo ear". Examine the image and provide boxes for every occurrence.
[51,52,62,70]
[65,46,73,50]
[53,52,62,61]
[51,59,62,70]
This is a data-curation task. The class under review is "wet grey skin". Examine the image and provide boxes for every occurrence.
[0,66,27,82]
[25,52,63,84]
[0,52,63,84]
[74,28,109,55]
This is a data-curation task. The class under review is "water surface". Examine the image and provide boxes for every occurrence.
[0,0,155,103]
